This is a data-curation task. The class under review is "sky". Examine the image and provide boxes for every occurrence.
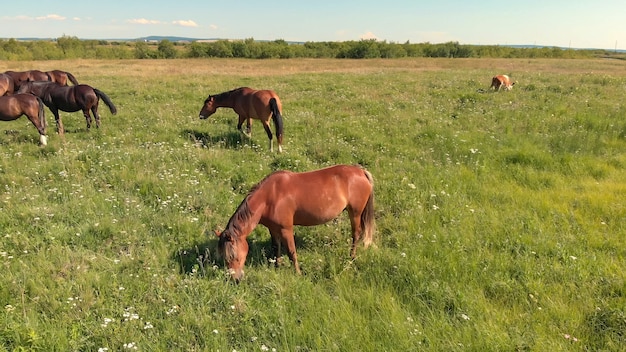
[1,0,625,50]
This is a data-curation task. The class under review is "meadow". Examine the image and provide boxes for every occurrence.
[0,57,625,351]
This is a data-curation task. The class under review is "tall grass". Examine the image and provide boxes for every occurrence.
[0,58,625,351]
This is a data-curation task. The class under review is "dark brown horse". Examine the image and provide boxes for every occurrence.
[199,87,284,152]
[3,70,50,91]
[0,73,15,96]
[0,94,48,145]
[17,81,117,135]
[45,70,79,86]
[216,164,375,281]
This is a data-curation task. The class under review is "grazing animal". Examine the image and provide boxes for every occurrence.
[3,70,50,91]
[199,87,284,152]
[17,81,117,135]
[216,164,375,281]
[490,74,515,91]
[0,73,15,96]
[0,94,48,145]
[45,70,79,86]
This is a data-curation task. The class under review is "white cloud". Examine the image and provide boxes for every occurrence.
[73,17,81,21]
[127,18,162,25]
[36,14,66,21]
[173,20,198,28]
[360,31,378,40]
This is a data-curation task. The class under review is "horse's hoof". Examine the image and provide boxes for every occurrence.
[39,135,48,146]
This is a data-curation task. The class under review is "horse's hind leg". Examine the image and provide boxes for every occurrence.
[91,106,101,128]
[261,121,274,152]
[82,109,93,130]
[347,208,364,259]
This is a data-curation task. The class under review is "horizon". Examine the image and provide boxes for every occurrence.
[1,35,622,52]
[1,1,625,51]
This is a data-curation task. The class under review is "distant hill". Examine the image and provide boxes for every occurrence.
[136,36,218,42]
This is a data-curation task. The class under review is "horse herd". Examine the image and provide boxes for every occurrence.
[0,68,512,281]
[0,69,117,145]
[0,68,375,282]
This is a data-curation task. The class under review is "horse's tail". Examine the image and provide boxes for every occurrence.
[36,96,47,132]
[269,97,283,145]
[361,168,375,248]
[65,71,79,85]
[94,88,118,115]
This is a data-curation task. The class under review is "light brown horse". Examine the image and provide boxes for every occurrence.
[490,74,515,91]
[199,87,284,152]
[0,94,48,145]
[216,164,375,281]
[3,70,50,92]
[0,73,15,96]
[45,70,79,86]
[17,81,117,135]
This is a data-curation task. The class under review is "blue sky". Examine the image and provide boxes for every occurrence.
[1,1,625,49]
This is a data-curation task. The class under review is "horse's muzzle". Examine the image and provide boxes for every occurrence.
[199,114,207,120]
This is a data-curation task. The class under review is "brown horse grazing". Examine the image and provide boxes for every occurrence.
[216,164,375,281]
[17,81,117,135]
[45,70,79,86]
[0,74,15,96]
[3,70,50,91]
[199,87,284,152]
[0,94,48,145]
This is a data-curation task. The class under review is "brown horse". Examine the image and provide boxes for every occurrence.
[17,81,117,135]
[0,94,48,145]
[45,70,79,86]
[199,87,284,152]
[0,73,15,96]
[3,70,50,91]
[216,164,375,281]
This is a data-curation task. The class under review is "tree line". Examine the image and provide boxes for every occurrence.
[0,35,619,61]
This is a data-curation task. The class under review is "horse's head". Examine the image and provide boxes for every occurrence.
[216,229,248,282]
[199,95,217,119]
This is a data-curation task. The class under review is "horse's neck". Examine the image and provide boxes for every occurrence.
[215,92,237,108]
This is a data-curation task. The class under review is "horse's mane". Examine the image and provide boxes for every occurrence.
[218,170,289,262]
[212,87,247,102]
[222,173,266,236]
[223,170,289,235]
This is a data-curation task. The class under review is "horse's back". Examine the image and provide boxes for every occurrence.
[0,94,38,119]
[236,87,281,117]
[259,165,371,226]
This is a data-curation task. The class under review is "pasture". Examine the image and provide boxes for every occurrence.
[0,58,625,351]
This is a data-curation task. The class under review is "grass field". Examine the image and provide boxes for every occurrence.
[0,58,625,351]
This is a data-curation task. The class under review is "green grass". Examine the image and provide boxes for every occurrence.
[0,58,625,351]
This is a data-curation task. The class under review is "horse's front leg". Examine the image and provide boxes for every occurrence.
[269,226,300,274]
[270,233,283,268]
[51,108,64,136]
[281,228,300,274]
[237,115,252,137]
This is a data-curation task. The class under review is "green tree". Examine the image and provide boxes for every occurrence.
[134,41,156,59]
[207,41,233,58]
[157,40,177,59]
[57,35,82,57]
